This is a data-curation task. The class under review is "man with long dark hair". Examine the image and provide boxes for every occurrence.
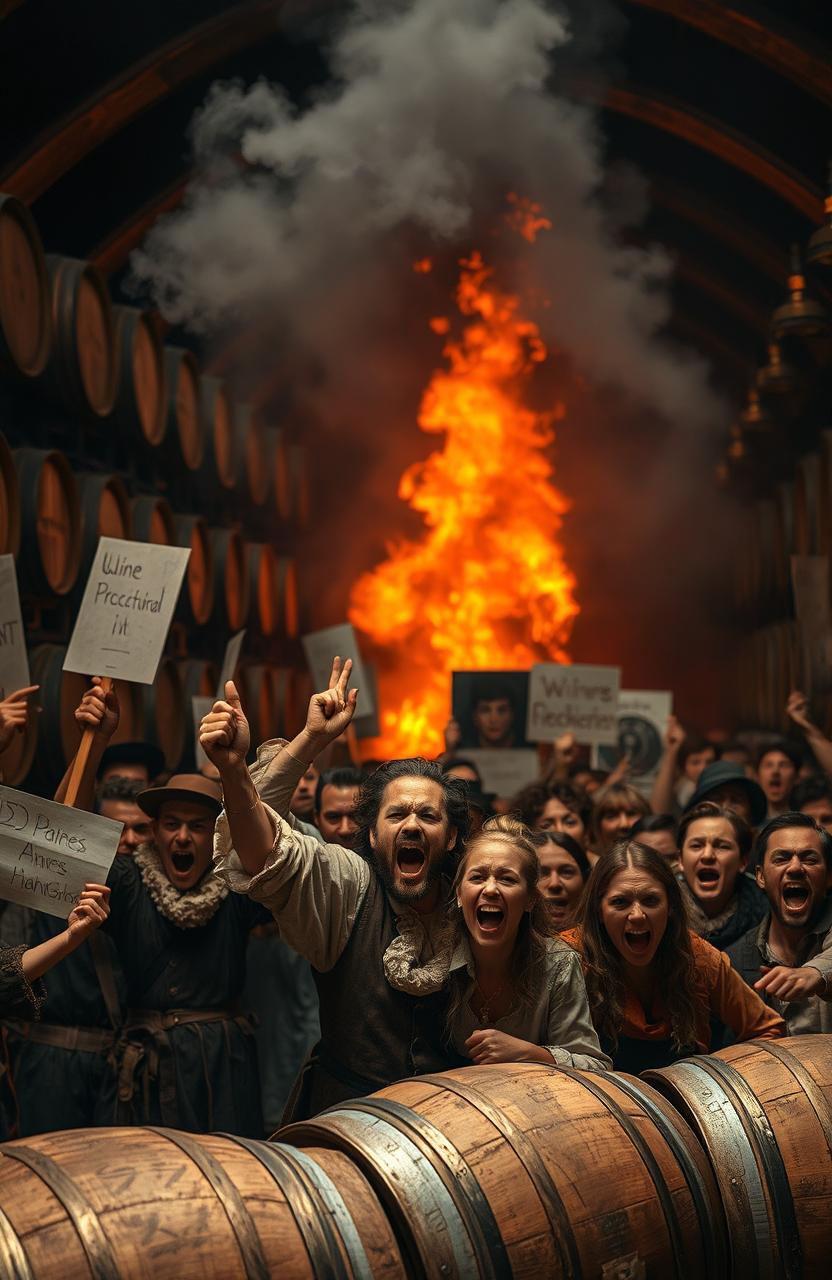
[203,659,472,1120]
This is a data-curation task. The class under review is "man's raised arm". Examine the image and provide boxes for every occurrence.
[200,681,275,878]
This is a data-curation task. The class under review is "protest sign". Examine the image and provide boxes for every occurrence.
[0,555,29,696]
[192,695,214,771]
[526,663,620,747]
[0,785,122,919]
[63,538,190,685]
[465,749,539,798]
[301,623,374,716]
[593,690,673,795]
[352,663,380,739]
[452,671,531,750]
[216,630,246,697]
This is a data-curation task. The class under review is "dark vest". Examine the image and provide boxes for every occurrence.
[287,873,463,1121]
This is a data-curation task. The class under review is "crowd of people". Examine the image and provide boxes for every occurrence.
[0,659,829,1140]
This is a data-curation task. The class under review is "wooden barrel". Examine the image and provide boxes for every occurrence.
[267,426,291,522]
[174,514,214,626]
[131,493,175,546]
[178,658,219,704]
[283,1062,727,1280]
[0,192,51,378]
[0,430,21,555]
[112,305,167,446]
[76,472,132,574]
[288,442,310,530]
[210,526,249,632]
[239,404,270,506]
[163,346,204,471]
[44,255,117,418]
[141,656,185,769]
[13,448,81,596]
[645,1035,832,1280]
[201,377,238,490]
[277,556,300,639]
[0,1127,405,1280]
[238,664,280,743]
[246,542,277,636]
[28,645,143,778]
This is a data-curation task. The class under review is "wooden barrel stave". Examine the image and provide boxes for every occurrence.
[141,656,185,770]
[645,1035,832,1280]
[0,193,51,379]
[131,494,175,547]
[239,405,269,507]
[174,515,214,626]
[43,255,117,418]
[0,1127,405,1280]
[76,472,132,578]
[112,305,167,447]
[163,347,204,472]
[200,377,238,490]
[0,430,21,555]
[210,527,249,633]
[13,449,81,597]
[282,1062,726,1279]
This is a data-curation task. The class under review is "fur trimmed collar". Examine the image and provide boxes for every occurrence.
[133,843,229,929]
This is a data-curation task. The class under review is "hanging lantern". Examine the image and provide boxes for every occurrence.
[806,163,832,269]
[756,341,800,397]
[739,384,772,433]
[771,244,829,339]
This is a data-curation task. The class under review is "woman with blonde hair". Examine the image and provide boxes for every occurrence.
[589,781,650,863]
[443,816,610,1068]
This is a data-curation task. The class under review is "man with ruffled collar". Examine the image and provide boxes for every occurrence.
[69,681,270,1136]
[203,659,472,1121]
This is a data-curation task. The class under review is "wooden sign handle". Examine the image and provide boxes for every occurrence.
[63,677,112,809]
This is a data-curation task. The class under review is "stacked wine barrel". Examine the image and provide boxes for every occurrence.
[0,1037,829,1278]
[732,430,832,732]
[0,192,310,789]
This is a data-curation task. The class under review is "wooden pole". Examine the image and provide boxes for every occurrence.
[63,677,112,809]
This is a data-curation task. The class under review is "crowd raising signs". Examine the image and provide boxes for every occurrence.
[0,786,122,919]
[63,538,191,684]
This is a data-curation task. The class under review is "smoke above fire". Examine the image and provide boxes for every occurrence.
[132,0,722,429]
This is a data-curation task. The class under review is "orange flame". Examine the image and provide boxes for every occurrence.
[349,230,578,758]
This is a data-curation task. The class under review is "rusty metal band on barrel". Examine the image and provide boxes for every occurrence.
[0,1145,119,1280]
[557,1069,687,1280]
[223,1134,362,1280]
[417,1072,583,1280]
[343,1096,511,1280]
[599,1071,726,1280]
[278,1145,375,1280]
[698,1057,802,1280]
[146,1127,269,1280]
[304,1107,480,1278]
[0,1195,34,1280]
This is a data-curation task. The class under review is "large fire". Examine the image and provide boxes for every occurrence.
[349,207,578,757]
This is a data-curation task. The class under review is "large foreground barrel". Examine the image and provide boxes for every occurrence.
[283,1062,727,1279]
[645,1035,832,1280]
[0,1127,404,1279]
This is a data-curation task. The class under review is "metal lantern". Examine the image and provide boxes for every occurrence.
[806,164,832,269]
[756,341,800,397]
[771,244,829,339]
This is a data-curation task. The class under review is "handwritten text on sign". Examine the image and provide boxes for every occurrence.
[63,538,190,685]
[526,663,621,746]
[0,786,122,919]
[0,556,29,696]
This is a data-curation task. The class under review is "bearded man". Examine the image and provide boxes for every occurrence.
[203,660,471,1120]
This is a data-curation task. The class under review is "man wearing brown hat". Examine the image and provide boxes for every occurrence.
[64,681,270,1137]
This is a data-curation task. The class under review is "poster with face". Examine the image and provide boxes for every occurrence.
[452,671,531,750]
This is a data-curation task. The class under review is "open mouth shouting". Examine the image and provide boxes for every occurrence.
[169,850,196,881]
[395,840,427,883]
[781,880,811,917]
[475,903,506,934]
[695,866,721,894]
[623,926,652,958]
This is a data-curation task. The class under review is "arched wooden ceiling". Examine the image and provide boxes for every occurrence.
[0,0,827,394]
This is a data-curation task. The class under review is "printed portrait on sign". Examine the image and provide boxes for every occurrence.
[452,671,531,751]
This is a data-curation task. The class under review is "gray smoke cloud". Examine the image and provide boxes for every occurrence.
[131,0,725,429]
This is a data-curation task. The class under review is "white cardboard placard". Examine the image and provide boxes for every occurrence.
[0,555,29,696]
[63,538,190,685]
[0,785,122,919]
[301,623,374,716]
[593,690,673,795]
[465,749,540,798]
[216,630,246,698]
[526,663,620,746]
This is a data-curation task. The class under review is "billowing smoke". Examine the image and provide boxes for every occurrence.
[131,0,733,726]
[132,0,722,428]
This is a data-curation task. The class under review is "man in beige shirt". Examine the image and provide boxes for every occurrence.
[202,660,607,1119]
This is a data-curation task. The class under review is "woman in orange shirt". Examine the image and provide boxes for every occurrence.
[561,840,784,1073]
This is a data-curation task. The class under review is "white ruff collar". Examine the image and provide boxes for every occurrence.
[133,843,229,929]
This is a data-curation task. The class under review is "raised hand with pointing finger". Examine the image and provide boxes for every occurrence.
[199,681,251,769]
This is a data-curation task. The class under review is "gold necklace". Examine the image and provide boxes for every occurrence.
[475,979,506,1024]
